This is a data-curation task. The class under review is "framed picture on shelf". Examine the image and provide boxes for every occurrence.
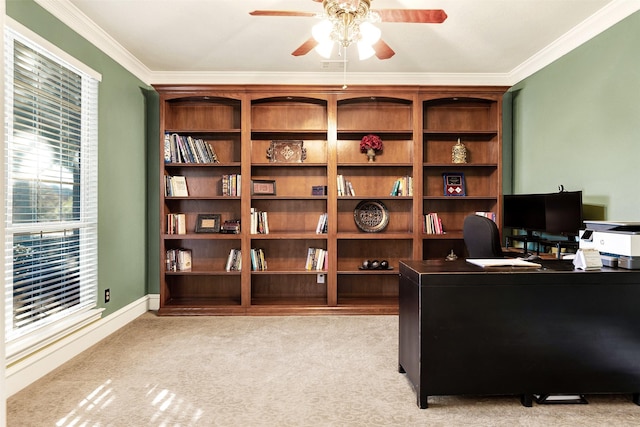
[251,179,276,195]
[195,214,221,233]
[266,140,306,163]
[443,173,466,196]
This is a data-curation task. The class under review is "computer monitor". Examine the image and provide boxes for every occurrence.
[544,191,583,236]
[503,191,583,237]
[502,193,546,234]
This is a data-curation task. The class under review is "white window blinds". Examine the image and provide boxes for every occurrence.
[4,26,100,358]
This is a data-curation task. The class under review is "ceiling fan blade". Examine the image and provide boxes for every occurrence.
[373,39,395,60]
[374,9,448,23]
[250,10,316,18]
[292,38,319,56]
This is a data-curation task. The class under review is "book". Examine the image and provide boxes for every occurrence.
[170,176,189,197]
[165,248,192,271]
[165,133,221,164]
[475,211,496,221]
[336,175,355,196]
[305,248,327,271]
[167,213,186,235]
[250,248,267,271]
[250,208,269,234]
[316,213,328,234]
[177,249,192,271]
[423,213,444,234]
[225,249,241,272]
[390,176,413,196]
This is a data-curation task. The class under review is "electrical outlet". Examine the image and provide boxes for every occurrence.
[104,289,110,303]
[317,274,325,284]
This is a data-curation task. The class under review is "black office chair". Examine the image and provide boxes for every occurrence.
[463,214,504,258]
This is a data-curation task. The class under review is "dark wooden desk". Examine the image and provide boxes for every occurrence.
[398,259,640,409]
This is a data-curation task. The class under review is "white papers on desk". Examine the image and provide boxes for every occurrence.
[466,258,542,268]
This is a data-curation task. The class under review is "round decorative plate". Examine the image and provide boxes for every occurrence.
[353,200,389,233]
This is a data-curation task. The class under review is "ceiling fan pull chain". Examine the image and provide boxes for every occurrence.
[342,45,348,89]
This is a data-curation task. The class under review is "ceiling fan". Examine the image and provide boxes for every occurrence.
[250,0,447,60]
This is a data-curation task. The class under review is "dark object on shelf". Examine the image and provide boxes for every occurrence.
[267,140,306,163]
[359,259,393,270]
[354,200,389,233]
[445,250,458,261]
[463,214,503,258]
[312,185,328,196]
[221,219,241,234]
[195,214,221,233]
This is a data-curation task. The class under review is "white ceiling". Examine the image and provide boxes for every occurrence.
[35,0,640,86]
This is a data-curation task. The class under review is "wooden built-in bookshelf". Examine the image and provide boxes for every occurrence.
[155,85,506,315]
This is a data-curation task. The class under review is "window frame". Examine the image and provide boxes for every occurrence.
[4,19,102,364]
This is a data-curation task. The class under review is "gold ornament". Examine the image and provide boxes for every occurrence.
[452,138,467,164]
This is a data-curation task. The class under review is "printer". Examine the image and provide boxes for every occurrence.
[579,221,640,269]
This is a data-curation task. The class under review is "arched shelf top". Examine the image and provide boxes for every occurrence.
[251,96,328,107]
[337,96,413,107]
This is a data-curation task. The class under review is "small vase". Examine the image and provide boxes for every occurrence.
[452,138,467,164]
[366,148,376,162]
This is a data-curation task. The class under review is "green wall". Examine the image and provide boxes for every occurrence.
[509,11,640,221]
[7,0,151,315]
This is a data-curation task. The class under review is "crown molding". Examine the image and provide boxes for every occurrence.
[34,0,640,88]
[508,0,640,85]
[148,71,512,87]
[33,0,152,84]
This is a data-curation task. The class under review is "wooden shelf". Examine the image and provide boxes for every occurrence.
[156,85,506,315]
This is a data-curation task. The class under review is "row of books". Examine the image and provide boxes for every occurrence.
[316,213,328,234]
[475,211,496,221]
[225,249,242,271]
[250,208,269,234]
[167,213,186,235]
[164,133,220,164]
[221,174,241,197]
[250,248,267,271]
[336,175,355,196]
[305,247,327,271]
[424,212,445,234]
[165,175,189,197]
[166,249,192,272]
[390,176,413,196]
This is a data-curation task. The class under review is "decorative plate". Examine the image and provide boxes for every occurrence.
[353,200,389,233]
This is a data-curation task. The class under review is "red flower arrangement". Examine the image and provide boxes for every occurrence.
[360,134,383,153]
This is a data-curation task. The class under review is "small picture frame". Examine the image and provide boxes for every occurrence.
[195,214,221,233]
[251,180,276,195]
[443,173,466,196]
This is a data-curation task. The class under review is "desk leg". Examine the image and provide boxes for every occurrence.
[521,394,533,407]
[633,393,640,406]
[418,394,428,409]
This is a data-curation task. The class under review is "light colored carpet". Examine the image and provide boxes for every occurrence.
[7,312,640,426]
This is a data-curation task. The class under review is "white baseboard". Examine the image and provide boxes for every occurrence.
[6,294,158,397]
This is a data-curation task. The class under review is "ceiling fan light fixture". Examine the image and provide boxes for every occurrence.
[312,19,333,43]
[315,40,335,58]
[359,21,381,45]
[356,41,376,60]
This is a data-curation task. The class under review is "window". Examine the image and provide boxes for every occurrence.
[4,23,101,362]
